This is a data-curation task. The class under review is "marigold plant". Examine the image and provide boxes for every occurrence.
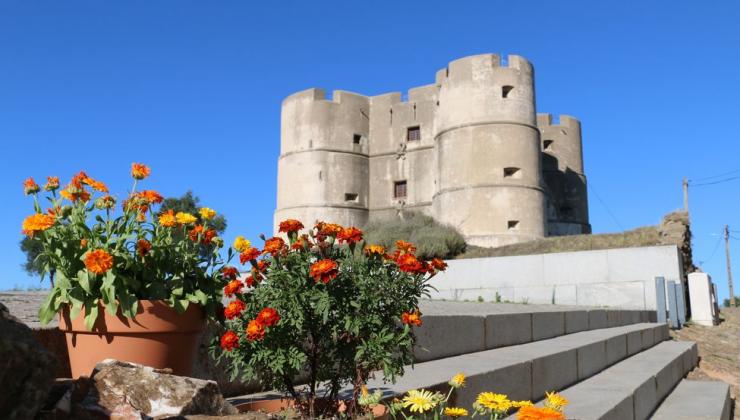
[213,220,445,417]
[22,165,231,329]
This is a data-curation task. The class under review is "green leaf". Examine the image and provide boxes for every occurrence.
[84,303,99,330]
[76,270,92,293]
[38,289,61,325]
[173,298,190,313]
[119,293,138,318]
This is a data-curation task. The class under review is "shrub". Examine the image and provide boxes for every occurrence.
[214,220,447,417]
[363,213,466,260]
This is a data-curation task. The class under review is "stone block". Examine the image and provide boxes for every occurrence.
[532,312,565,341]
[564,311,588,334]
[559,384,635,420]
[606,310,621,327]
[588,309,608,329]
[576,341,607,380]
[606,334,627,366]
[413,315,485,362]
[626,330,643,356]
[640,327,655,350]
[648,310,658,322]
[656,356,684,400]
[455,361,532,408]
[530,348,578,399]
[485,313,532,349]
[652,380,732,420]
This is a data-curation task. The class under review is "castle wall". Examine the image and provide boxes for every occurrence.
[432,54,546,247]
[537,113,591,236]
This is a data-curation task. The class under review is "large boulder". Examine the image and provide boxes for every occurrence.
[0,301,58,418]
[72,359,238,418]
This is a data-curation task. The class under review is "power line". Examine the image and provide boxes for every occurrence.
[587,182,625,231]
[690,168,740,182]
[691,175,740,187]
[698,233,723,266]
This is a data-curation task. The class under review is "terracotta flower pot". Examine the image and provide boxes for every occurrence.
[59,300,206,378]
[236,398,388,419]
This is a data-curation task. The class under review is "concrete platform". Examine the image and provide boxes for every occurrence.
[530,340,698,420]
[354,323,668,409]
[652,379,732,420]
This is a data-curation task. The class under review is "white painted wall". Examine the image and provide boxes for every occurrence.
[429,245,684,310]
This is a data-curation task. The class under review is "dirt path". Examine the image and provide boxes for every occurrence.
[671,307,740,418]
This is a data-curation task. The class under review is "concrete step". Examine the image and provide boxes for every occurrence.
[651,379,732,420]
[414,300,656,362]
[524,340,698,420]
[356,322,668,409]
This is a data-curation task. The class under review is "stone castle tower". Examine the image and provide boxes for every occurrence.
[275,53,590,247]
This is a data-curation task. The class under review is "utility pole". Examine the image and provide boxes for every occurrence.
[682,177,689,213]
[724,225,736,307]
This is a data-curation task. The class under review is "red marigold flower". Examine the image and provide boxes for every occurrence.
[220,331,239,351]
[430,258,448,272]
[310,259,339,284]
[223,279,244,297]
[401,310,423,327]
[278,219,304,234]
[222,266,239,280]
[255,260,270,272]
[85,249,114,275]
[246,319,265,341]
[262,237,285,256]
[224,299,246,320]
[395,240,416,254]
[136,239,152,257]
[202,229,217,245]
[337,227,363,244]
[189,225,205,242]
[256,307,280,327]
[239,247,261,264]
[245,275,255,288]
[131,163,151,180]
[397,253,424,274]
[23,177,40,195]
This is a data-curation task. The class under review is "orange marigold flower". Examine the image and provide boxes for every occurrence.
[202,228,217,245]
[397,253,424,274]
[246,319,265,341]
[291,235,311,250]
[131,163,151,180]
[430,258,448,272]
[239,247,261,264]
[21,214,55,235]
[262,237,286,256]
[318,223,343,237]
[516,406,565,420]
[401,310,423,327]
[189,225,205,242]
[395,240,416,254]
[364,244,386,255]
[256,307,280,327]
[23,177,40,195]
[223,279,244,297]
[44,176,60,192]
[95,195,117,210]
[60,187,90,203]
[278,219,304,234]
[84,249,114,275]
[310,259,339,284]
[70,171,88,188]
[139,190,164,204]
[83,177,108,193]
[244,275,256,288]
[220,331,239,351]
[337,227,363,244]
[255,260,270,272]
[222,266,239,280]
[80,239,88,248]
[136,239,152,257]
[158,210,177,227]
[224,299,246,320]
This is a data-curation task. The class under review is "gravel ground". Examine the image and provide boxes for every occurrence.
[0,290,56,328]
[671,307,740,419]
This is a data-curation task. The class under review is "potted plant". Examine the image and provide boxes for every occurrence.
[213,220,447,418]
[21,164,232,377]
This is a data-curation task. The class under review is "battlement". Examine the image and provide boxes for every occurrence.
[282,88,369,107]
[435,53,534,84]
[537,113,581,128]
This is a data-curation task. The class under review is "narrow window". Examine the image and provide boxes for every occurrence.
[503,167,521,178]
[353,134,362,145]
[507,220,519,230]
[394,181,407,198]
[502,85,514,98]
[543,139,554,150]
[560,206,573,216]
[407,126,421,141]
[345,193,359,202]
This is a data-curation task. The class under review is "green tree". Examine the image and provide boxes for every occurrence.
[20,190,227,277]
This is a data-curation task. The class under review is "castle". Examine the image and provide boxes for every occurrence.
[275,53,590,247]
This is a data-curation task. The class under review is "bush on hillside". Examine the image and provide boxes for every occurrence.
[363,213,466,259]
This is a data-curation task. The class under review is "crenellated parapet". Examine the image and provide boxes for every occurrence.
[537,113,584,174]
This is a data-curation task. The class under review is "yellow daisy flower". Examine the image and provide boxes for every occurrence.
[199,207,216,220]
[175,212,197,225]
[401,389,440,413]
[476,392,512,412]
[544,391,568,410]
[444,407,469,417]
[449,372,466,388]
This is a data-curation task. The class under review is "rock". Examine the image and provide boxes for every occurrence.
[0,301,58,418]
[75,359,238,419]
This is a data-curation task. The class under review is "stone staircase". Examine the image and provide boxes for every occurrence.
[355,302,732,420]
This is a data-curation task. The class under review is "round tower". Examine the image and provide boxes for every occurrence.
[537,114,590,235]
[432,54,546,247]
[274,88,370,232]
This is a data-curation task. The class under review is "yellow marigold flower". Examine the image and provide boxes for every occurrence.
[476,392,512,412]
[158,210,177,227]
[199,207,216,220]
[401,389,440,414]
[449,372,466,388]
[175,212,197,225]
[233,236,251,252]
[444,407,469,417]
[544,391,568,410]
[21,214,55,235]
[364,244,386,255]
[512,400,534,408]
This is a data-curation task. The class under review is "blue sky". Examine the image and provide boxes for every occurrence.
[1,1,739,301]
